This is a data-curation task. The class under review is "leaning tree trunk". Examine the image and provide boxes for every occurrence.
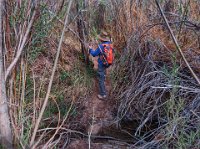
[0,0,13,148]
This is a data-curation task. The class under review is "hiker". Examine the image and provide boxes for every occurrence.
[88,31,113,100]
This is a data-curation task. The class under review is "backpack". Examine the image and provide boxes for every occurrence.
[100,43,114,68]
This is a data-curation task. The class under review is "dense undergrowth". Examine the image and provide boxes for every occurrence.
[108,0,200,148]
[111,41,200,148]
[2,0,200,148]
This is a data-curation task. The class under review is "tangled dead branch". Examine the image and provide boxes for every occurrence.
[111,31,200,148]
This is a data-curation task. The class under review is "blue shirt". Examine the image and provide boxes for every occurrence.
[89,41,112,71]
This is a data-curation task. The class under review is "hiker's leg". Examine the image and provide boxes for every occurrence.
[98,71,106,96]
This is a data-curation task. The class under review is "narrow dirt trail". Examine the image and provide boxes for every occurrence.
[82,72,114,136]
[65,41,129,148]
[64,32,114,133]
[67,72,118,149]
[67,75,131,149]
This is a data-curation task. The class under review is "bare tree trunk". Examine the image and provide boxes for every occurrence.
[76,0,89,64]
[96,2,105,31]
[0,0,13,148]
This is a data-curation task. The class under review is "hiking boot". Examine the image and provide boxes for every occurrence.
[97,94,107,100]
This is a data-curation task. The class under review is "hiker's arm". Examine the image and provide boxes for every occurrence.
[89,45,102,57]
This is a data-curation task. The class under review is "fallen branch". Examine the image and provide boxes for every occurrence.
[155,0,200,85]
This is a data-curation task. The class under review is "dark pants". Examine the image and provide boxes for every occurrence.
[97,70,106,96]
